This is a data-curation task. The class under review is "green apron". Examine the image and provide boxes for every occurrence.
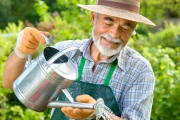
[51,57,121,120]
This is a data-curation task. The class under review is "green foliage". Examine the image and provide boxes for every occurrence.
[148,22,180,48]
[161,0,180,17]
[0,1,180,120]
[1,0,180,30]
[141,46,180,120]
[135,24,150,36]
[0,0,40,29]
[49,0,95,43]
[34,0,51,22]
[31,0,93,43]
[51,12,92,43]
[52,0,95,14]
[0,0,13,28]
[140,0,165,21]
[140,0,180,21]
[0,21,51,120]
[130,23,180,52]
[129,22,180,120]
[1,105,47,120]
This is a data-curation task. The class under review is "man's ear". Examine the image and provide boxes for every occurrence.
[90,12,96,26]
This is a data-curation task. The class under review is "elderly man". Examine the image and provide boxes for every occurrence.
[2,0,155,120]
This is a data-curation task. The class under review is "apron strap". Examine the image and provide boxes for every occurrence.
[104,59,117,86]
[77,56,117,86]
[76,56,86,81]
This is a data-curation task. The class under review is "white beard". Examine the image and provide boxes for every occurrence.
[92,33,124,57]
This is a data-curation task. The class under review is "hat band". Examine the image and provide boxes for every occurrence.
[98,0,139,13]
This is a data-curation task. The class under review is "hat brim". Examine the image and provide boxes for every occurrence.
[77,4,156,26]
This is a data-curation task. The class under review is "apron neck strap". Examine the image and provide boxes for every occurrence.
[104,59,117,86]
[76,56,117,86]
[76,56,86,81]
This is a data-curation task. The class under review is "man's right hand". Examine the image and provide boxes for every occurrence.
[15,27,50,58]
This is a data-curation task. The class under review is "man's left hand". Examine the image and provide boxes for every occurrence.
[61,94,96,119]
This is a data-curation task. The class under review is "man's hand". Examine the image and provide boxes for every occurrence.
[61,94,96,119]
[15,27,50,58]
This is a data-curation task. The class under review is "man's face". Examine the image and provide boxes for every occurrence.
[91,12,136,56]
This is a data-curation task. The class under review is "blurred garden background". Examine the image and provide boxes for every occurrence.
[0,0,180,120]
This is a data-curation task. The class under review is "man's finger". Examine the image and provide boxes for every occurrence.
[29,28,46,44]
[40,31,51,38]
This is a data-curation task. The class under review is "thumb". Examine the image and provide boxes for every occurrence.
[76,94,96,104]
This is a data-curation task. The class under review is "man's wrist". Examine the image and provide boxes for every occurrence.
[15,48,28,58]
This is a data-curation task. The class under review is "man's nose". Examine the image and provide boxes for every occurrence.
[108,25,120,38]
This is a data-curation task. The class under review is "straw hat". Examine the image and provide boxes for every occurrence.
[77,0,156,26]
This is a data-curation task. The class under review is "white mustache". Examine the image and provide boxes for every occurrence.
[100,34,123,44]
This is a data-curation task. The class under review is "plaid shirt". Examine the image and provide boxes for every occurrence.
[54,38,155,120]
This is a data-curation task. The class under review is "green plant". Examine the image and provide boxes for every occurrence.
[1,1,180,119]
[141,46,180,120]
[0,21,51,120]
[148,22,180,48]
[34,0,51,22]
[129,22,180,119]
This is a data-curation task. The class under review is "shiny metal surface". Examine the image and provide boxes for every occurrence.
[47,101,94,109]
[13,46,80,112]
[62,89,74,103]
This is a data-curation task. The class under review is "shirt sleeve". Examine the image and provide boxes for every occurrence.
[121,68,155,120]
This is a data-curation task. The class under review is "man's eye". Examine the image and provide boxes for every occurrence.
[122,28,128,31]
[122,27,131,32]
[104,22,112,26]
